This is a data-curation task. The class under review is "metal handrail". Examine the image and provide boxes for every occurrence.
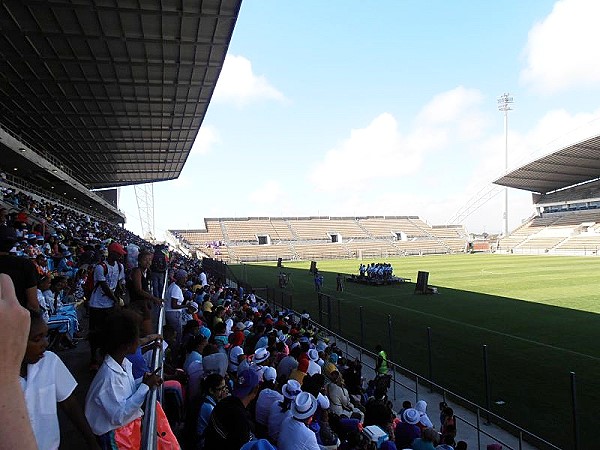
[141,272,169,450]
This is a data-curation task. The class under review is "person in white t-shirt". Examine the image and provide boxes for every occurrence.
[21,310,99,450]
[164,269,189,341]
[199,269,208,287]
[88,242,126,370]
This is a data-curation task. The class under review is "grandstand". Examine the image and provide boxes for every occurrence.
[169,216,469,263]
[496,134,600,255]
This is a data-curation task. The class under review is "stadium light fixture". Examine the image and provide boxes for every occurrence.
[497,93,514,236]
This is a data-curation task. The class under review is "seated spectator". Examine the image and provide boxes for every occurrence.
[84,310,162,444]
[20,309,99,450]
[254,366,282,437]
[277,392,320,450]
[412,427,439,450]
[204,368,260,450]
[196,373,228,449]
[0,225,39,310]
[436,434,455,450]
[326,370,364,421]
[268,379,301,442]
[415,400,434,429]
[395,408,421,449]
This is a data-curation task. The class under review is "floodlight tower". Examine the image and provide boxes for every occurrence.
[497,93,514,236]
[134,183,155,241]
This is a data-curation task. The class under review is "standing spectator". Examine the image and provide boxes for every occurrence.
[88,242,126,370]
[199,267,208,287]
[375,344,389,376]
[20,310,99,450]
[0,225,39,310]
[164,269,189,342]
[150,244,168,297]
[203,368,260,450]
[336,273,344,292]
[128,250,163,336]
[85,310,162,445]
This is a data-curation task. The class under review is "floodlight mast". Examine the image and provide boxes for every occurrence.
[497,93,514,236]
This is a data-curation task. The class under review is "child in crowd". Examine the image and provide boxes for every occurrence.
[20,309,99,450]
[85,309,162,448]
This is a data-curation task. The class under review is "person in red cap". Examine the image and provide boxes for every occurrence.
[88,241,126,371]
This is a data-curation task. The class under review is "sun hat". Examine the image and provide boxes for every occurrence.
[202,300,213,312]
[402,408,420,425]
[233,368,259,398]
[291,392,318,420]
[236,321,246,330]
[244,320,254,329]
[308,349,319,362]
[188,301,198,313]
[281,379,302,399]
[263,366,277,382]
[254,347,270,364]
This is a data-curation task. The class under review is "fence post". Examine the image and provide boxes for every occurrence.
[387,315,396,400]
[415,375,420,402]
[280,291,284,310]
[359,306,365,348]
[337,297,342,334]
[476,408,481,450]
[571,371,580,450]
[289,294,293,311]
[483,344,491,425]
[427,326,433,392]
[318,293,323,324]
[327,295,332,330]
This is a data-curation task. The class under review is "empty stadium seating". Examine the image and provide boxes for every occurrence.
[499,210,600,255]
[169,216,469,263]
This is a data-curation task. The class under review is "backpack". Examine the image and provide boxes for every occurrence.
[151,251,167,273]
[83,262,124,302]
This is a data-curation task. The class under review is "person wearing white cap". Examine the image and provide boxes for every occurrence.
[306,348,322,376]
[277,392,320,450]
[254,366,283,435]
[268,379,301,442]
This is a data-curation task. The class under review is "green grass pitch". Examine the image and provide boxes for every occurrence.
[230,253,600,449]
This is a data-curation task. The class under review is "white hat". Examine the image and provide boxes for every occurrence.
[308,349,319,362]
[291,392,318,420]
[254,347,270,364]
[402,408,420,425]
[263,366,277,382]
[235,322,246,330]
[188,302,199,313]
[244,320,254,329]
[282,380,302,399]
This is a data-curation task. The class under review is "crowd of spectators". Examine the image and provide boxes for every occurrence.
[0,184,493,450]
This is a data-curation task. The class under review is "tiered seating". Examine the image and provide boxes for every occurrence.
[358,217,425,238]
[170,216,469,263]
[287,218,368,240]
[554,234,600,254]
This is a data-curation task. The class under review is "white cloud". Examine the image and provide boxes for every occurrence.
[248,180,284,204]
[213,54,285,106]
[520,0,600,93]
[190,125,220,155]
[309,86,487,191]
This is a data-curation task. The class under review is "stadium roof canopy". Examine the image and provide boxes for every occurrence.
[0,0,241,189]
[494,134,600,194]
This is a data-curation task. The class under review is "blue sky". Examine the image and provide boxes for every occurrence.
[119,0,600,238]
